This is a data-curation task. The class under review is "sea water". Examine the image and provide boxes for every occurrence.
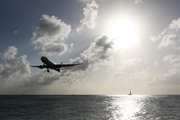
[0,95,180,120]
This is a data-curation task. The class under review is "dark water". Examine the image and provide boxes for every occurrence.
[0,95,180,120]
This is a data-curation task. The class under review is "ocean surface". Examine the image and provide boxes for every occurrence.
[0,95,180,120]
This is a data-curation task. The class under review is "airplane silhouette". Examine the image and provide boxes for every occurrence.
[30,56,83,72]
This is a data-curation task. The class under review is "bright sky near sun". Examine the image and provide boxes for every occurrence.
[1,0,180,95]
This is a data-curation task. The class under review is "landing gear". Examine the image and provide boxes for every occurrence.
[47,69,50,72]
[55,68,61,72]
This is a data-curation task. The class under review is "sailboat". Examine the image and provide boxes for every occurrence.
[128,90,132,95]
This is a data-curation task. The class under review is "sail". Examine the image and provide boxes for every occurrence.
[128,90,132,95]
[130,91,132,95]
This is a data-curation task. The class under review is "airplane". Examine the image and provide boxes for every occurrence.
[30,56,83,72]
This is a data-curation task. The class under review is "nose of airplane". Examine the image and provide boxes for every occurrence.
[41,56,47,62]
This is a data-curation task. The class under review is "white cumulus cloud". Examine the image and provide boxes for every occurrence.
[69,43,74,53]
[31,15,71,43]
[150,17,180,49]
[40,43,68,56]
[77,0,99,33]
[134,0,142,4]
[31,15,71,56]
[0,46,31,85]
[69,34,114,71]
[163,54,180,64]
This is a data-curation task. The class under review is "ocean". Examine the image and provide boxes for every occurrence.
[0,95,180,120]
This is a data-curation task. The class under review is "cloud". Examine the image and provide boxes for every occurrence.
[76,0,99,33]
[0,46,31,84]
[31,15,71,56]
[23,71,60,87]
[151,53,180,85]
[114,72,126,79]
[40,42,68,56]
[0,34,114,89]
[0,46,78,89]
[61,78,78,86]
[120,58,142,70]
[13,30,18,35]
[163,54,180,64]
[151,66,180,86]
[157,34,180,49]
[2,46,18,61]
[23,67,80,87]
[134,0,142,4]
[78,0,93,2]
[77,0,105,3]
[69,34,114,71]
[21,34,114,88]
[153,61,158,66]
[0,64,3,73]
[130,68,151,83]
[69,43,74,53]
[0,33,115,89]
[114,68,151,85]
[31,15,71,43]
[150,17,180,49]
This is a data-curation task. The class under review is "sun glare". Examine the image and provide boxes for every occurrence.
[109,19,139,49]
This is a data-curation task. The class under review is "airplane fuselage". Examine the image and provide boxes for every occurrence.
[41,56,56,67]
[41,56,60,71]
[31,56,82,72]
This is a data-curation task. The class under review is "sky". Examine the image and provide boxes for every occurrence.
[1,0,180,95]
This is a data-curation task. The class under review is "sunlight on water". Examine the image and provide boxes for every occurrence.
[1,95,180,119]
[107,95,147,120]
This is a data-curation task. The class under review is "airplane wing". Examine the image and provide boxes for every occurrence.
[56,63,83,67]
[30,65,48,69]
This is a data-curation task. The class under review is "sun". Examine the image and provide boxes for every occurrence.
[109,19,139,49]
